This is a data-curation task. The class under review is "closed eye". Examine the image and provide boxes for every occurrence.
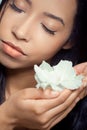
[10,2,24,13]
[41,23,56,35]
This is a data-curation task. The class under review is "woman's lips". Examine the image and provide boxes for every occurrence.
[2,40,26,58]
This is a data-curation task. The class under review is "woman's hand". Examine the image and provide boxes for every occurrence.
[0,88,59,130]
[0,62,87,130]
[74,62,87,75]
[0,86,85,130]
[74,62,87,95]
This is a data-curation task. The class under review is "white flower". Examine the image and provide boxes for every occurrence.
[34,60,83,91]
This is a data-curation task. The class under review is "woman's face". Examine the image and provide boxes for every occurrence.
[0,0,77,69]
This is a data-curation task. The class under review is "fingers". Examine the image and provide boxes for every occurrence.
[18,85,86,116]
[33,89,72,113]
[41,87,82,120]
[37,95,78,130]
[12,87,86,130]
[28,87,84,114]
[78,87,87,99]
[52,87,86,127]
[40,87,84,130]
[74,62,87,74]
[83,77,87,88]
[47,87,82,113]
[14,86,86,130]
[20,89,72,119]
[74,62,87,94]
[47,99,77,129]
[18,88,59,100]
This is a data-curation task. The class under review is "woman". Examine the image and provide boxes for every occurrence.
[0,0,87,130]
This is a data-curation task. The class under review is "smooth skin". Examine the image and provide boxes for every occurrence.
[0,85,86,130]
[0,0,87,130]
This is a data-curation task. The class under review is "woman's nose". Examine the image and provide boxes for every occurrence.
[12,20,32,42]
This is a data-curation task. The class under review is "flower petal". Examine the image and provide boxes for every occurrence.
[34,60,83,91]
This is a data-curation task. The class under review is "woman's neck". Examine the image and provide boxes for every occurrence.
[5,68,37,99]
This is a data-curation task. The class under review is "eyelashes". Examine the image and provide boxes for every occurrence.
[9,1,56,36]
[10,1,24,13]
[41,23,56,35]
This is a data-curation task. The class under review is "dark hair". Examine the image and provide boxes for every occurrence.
[0,0,7,10]
[52,1,87,129]
[0,0,8,104]
[0,0,87,129]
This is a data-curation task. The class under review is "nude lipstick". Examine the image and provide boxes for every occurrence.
[2,40,26,58]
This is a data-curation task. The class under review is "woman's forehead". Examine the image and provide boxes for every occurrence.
[10,0,77,10]
[28,0,77,22]
[15,0,77,16]
[26,0,77,8]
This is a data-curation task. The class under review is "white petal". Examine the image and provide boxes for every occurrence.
[40,61,53,71]
[34,60,83,91]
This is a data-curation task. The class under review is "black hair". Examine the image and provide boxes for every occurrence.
[0,65,5,104]
[0,0,8,104]
[0,0,87,129]
[52,1,87,129]
[0,0,7,10]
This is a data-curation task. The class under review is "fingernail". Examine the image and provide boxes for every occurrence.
[51,91,59,96]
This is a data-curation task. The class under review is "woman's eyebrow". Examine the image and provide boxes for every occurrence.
[26,0,32,6]
[43,12,65,26]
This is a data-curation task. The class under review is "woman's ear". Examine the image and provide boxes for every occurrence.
[62,34,74,49]
[62,40,73,49]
